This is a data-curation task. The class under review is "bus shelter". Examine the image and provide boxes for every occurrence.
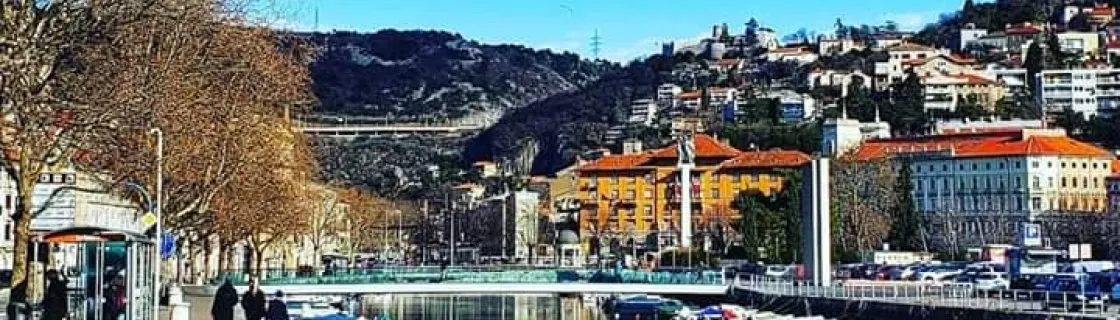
[38,227,156,320]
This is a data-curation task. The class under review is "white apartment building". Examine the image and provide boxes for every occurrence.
[821,114,892,157]
[874,43,952,91]
[933,118,1044,134]
[657,83,682,102]
[1038,68,1120,117]
[628,99,658,126]
[852,129,1114,217]
[763,90,817,123]
[958,24,989,51]
[922,73,1005,112]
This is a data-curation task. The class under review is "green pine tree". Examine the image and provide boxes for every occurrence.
[887,159,924,251]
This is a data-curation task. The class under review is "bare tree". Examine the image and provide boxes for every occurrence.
[832,156,899,256]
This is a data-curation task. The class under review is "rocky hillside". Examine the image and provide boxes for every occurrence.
[301,30,617,123]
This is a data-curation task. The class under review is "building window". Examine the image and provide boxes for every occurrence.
[711,189,720,199]
[644,206,653,217]
[1015,161,1021,169]
[972,163,978,170]
[985,163,992,170]
[1062,162,1067,169]
[1062,178,1068,188]
[751,174,760,182]
[713,174,721,182]
[626,190,636,199]
[1083,177,1088,189]
[1049,177,1054,188]
[917,166,922,173]
[611,174,619,183]
[733,174,741,183]
[1094,178,1100,188]
[1032,161,1039,168]
[1032,198,1041,210]
[999,162,1005,169]
[1015,177,1021,189]
[960,164,965,171]
[942,164,948,171]
[610,191,619,199]
[1049,162,1053,168]
[1083,162,1088,169]
[643,189,652,199]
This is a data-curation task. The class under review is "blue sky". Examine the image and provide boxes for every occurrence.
[273,0,969,62]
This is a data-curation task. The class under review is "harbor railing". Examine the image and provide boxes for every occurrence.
[734,274,1115,316]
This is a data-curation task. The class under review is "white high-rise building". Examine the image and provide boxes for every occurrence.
[1038,68,1120,117]
[821,111,891,157]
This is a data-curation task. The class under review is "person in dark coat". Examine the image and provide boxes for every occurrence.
[241,278,267,320]
[264,291,289,320]
[41,270,68,320]
[210,279,239,320]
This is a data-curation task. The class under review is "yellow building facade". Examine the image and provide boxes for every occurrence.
[576,135,810,247]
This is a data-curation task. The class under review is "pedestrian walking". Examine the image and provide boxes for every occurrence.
[242,277,267,320]
[42,270,68,320]
[265,291,289,320]
[211,279,239,320]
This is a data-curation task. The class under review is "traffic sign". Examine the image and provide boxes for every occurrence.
[160,233,176,259]
[141,212,157,228]
[1021,223,1041,247]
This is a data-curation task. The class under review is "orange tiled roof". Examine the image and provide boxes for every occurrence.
[771,46,810,54]
[852,131,1112,160]
[651,134,741,159]
[1006,24,1044,35]
[579,134,793,171]
[851,132,1017,160]
[717,59,742,67]
[721,150,811,169]
[679,91,701,99]
[578,153,652,171]
[951,73,998,85]
[1111,159,1120,175]
[954,136,1113,158]
[902,54,976,67]
[887,42,936,52]
[1090,5,1115,16]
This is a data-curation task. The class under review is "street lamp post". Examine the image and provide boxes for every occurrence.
[151,128,163,320]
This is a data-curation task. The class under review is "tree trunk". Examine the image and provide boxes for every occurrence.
[9,173,35,317]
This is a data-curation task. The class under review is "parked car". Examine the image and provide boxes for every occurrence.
[1041,274,1109,312]
[764,265,794,279]
[890,265,923,281]
[915,264,965,281]
[973,272,1011,294]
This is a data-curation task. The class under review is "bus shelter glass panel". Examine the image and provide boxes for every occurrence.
[43,228,155,320]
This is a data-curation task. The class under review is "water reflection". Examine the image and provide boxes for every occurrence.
[360,294,604,320]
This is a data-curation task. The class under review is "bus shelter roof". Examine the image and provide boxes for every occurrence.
[38,226,152,244]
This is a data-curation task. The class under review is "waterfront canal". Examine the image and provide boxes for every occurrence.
[360,294,604,320]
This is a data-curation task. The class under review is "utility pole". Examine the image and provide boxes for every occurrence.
[422,199,429,265]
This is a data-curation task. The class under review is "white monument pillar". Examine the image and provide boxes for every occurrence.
[678,131,696,249]
[801,158,832,286]
[679,164,693,248]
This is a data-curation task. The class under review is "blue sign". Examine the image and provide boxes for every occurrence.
[721,102,736,122]
[160,233,176,259]
[1021,223,1041,247]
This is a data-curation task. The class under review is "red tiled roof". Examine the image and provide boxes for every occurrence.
[1090,5,1115,16]
[954,136,1113,158]
[579,153,652,171]
[902,54,977,67]
[851,131,1111,160]
[1111,159,1120,175]
[951,73,998,85]
[721,150,811,169]
[650,134,741,159]
[717,59,742,67]
[886,42,936,52]
[771,46,810,54]
[851,132,1018,160]
[1006,24,1044,35]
